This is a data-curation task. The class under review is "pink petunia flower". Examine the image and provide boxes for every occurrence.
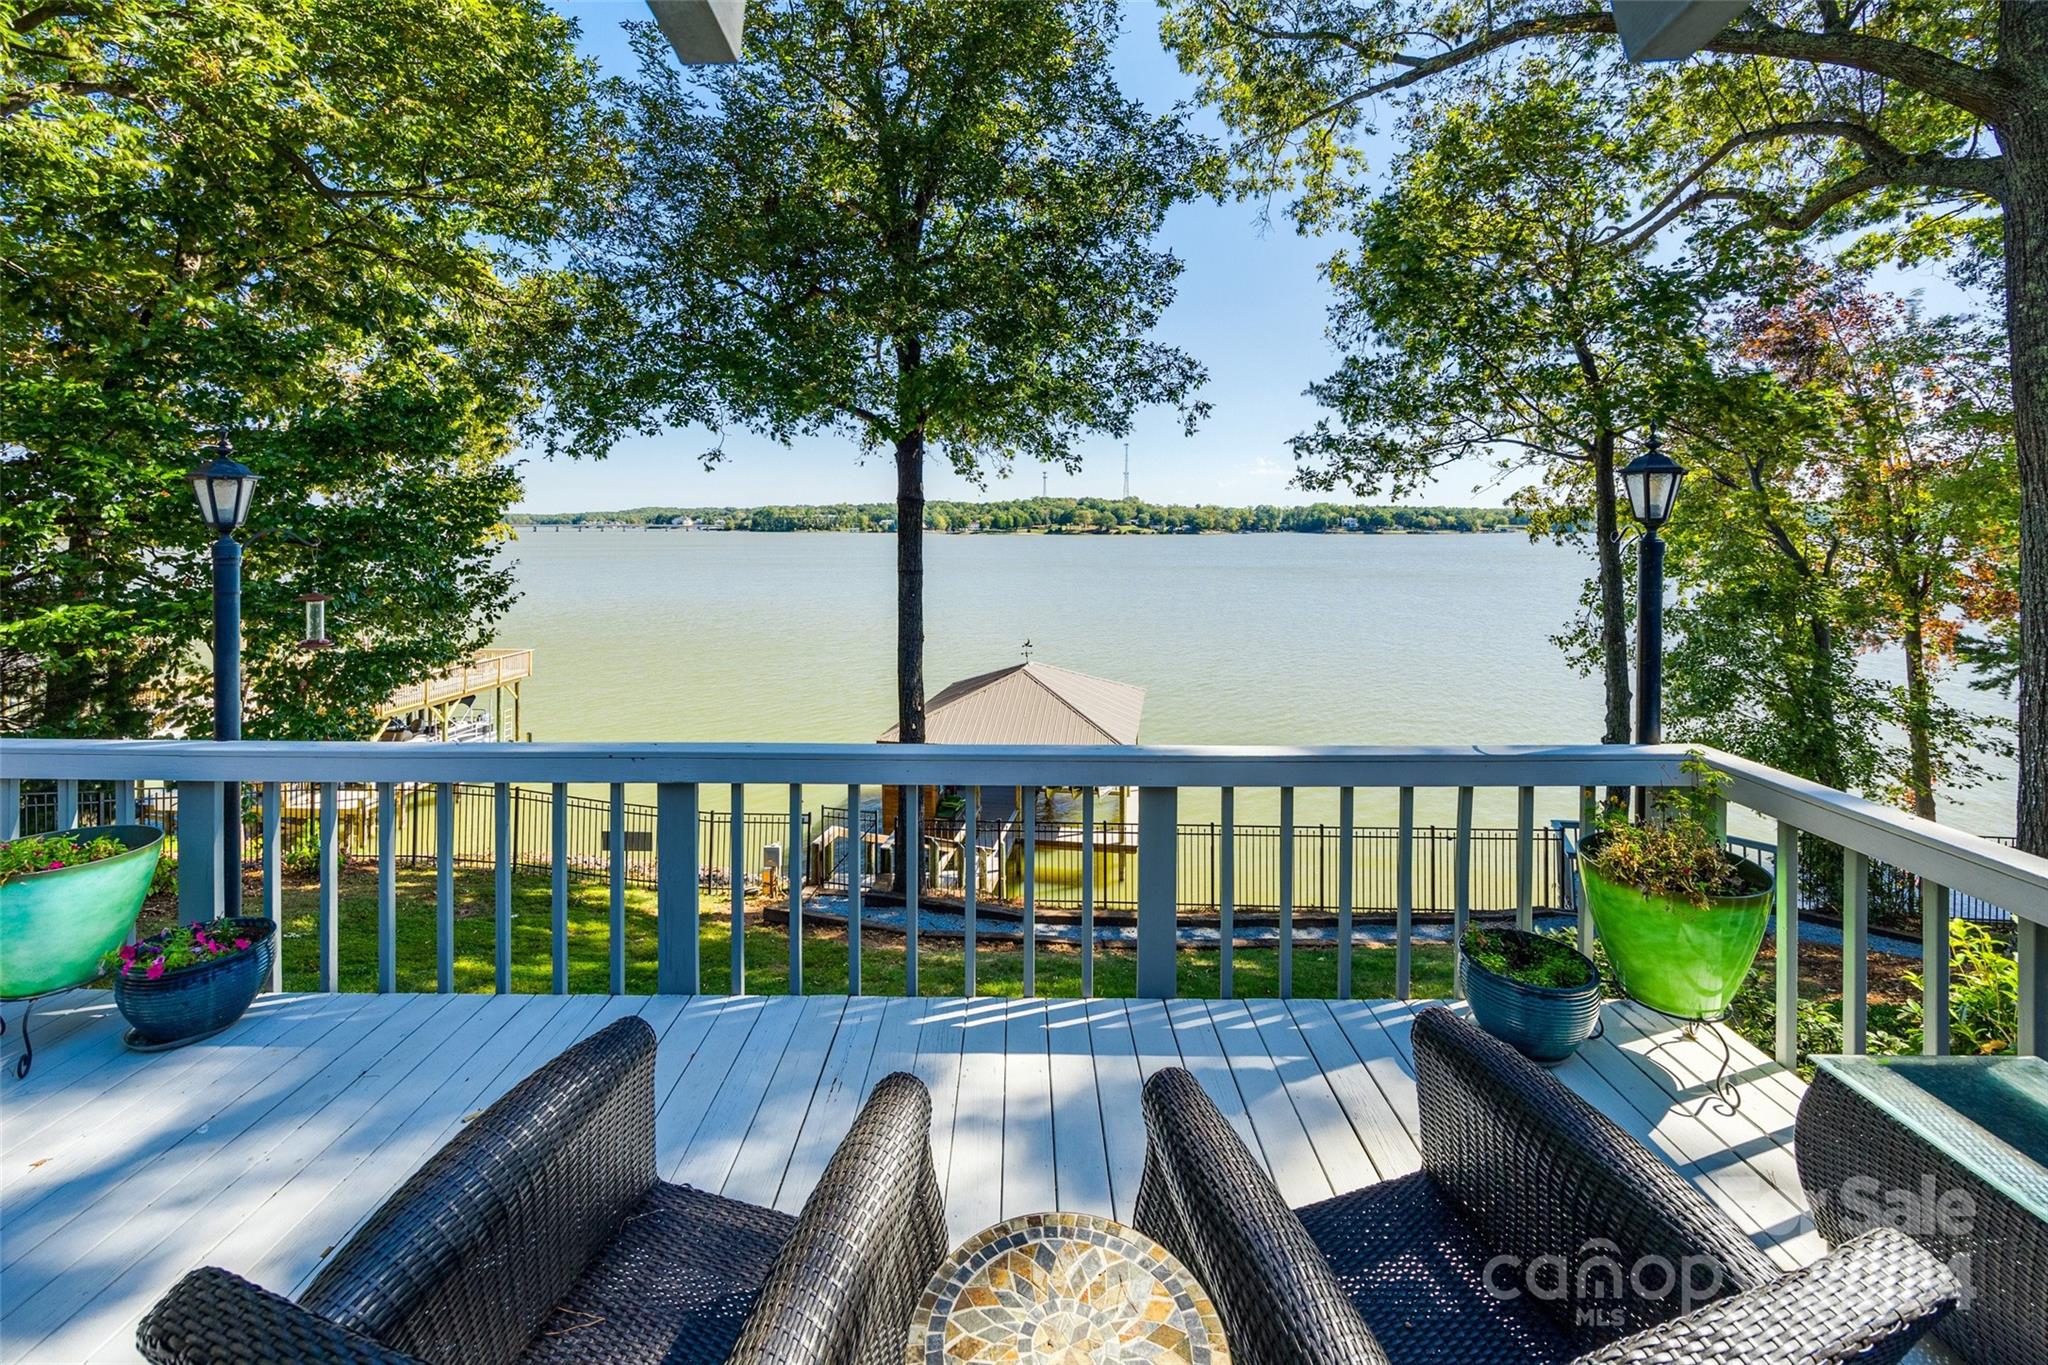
[44,860,64,870]
[234,938,251,950]
[145,959,166,980]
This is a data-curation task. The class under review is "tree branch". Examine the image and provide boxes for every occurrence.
[1703,22,2002,123]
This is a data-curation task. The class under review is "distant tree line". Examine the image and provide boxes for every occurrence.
[510,499,1526,534]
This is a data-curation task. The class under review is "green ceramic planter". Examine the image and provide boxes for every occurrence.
[1,825,163,999]
[1577,833,1773,1019]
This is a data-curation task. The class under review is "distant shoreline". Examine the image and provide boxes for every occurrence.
[508,498,1529,536]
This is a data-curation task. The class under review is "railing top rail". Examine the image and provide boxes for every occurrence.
[1698,746,2046,923]
[0,738,1692,788]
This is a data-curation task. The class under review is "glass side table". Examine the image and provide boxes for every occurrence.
[906,1211,1229,1364]
[1797,1054,2048,1365]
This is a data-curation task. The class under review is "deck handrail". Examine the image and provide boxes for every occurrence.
[2,736,2039,1058]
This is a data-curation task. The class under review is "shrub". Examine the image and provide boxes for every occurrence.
[1903,920,2019,1055]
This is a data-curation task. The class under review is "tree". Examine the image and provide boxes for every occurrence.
[1,0,617,739]
[1289,63,1708,745]
[1728,273,2017,818]
[1164,0,2048,852]
[542,0,1207,758]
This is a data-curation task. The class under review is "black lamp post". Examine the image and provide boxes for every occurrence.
[1620,427,1685,813]
[188,435,259,915]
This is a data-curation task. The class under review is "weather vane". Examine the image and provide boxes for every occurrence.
[1021,639,1034,662]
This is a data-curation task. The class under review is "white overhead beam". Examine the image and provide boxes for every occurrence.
[646,0,745,64]
[1612,0,1750,62]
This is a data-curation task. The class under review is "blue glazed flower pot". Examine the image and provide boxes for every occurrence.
[113,917,275,1047]
[1458,928,1603,1065]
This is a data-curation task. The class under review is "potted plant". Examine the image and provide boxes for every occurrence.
[104,916,276,1049]
[1576,756,1774,1019]
[2,826,165,1001]
[1457,925,1603,1064]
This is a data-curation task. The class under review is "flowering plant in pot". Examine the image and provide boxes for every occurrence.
[1457,926,1603,1064]
[2,826,164,1000]
[1577,756,1773,1020]
[103,917,276,1049]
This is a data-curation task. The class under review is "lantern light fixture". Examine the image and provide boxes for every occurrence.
[187,434,259,536]
[1619,427,1685,530]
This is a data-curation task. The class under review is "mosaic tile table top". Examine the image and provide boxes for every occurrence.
[906,1211,1228,1365]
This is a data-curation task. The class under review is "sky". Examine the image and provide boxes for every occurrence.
[516,3,1979,515]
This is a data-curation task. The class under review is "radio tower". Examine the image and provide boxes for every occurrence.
[1123,443,1131,499]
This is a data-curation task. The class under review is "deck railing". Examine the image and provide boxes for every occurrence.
[2,739,2042,1060]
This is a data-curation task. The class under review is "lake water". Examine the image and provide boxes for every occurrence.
[492,528,2017,836]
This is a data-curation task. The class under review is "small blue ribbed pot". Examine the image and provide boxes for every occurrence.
[1458,928,1603,1066]
[114,917,275,1048]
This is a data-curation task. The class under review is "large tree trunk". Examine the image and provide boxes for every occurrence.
[891,427,926,892]
[2003,87,2048,856]
[1903,619,1939,820]
[1592,427,1633,747]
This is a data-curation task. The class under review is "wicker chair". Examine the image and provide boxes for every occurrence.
[137,1016,947,1365]
[1133,1006,1958,1365]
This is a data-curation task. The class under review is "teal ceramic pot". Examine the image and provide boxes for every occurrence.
[1457,928,1603,1065]
[0,825,163,999]
[1577,833,1773,1019]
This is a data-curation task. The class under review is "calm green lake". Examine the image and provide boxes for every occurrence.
[492,528,2017,836]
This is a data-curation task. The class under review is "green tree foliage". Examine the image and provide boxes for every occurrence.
[1656,270,2015,823]
[1287,62,1710,745]
[539,0,1208,746]
[0,0,618,739]
[510,498,1524,533]
[1160,0,2048,853]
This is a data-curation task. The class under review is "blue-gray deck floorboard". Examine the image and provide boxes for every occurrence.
[1,989,1820,1365]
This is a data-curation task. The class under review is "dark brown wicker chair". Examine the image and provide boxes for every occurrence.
[1133,1006,1958,1365]
[137,1016,947,1365]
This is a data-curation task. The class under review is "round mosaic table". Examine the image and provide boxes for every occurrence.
[905,1211,1229,1365]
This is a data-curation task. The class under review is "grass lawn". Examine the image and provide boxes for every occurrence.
[139,864,1460,1000]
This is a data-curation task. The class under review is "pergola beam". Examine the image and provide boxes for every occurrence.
[1611,0,1751,62]
[645,0,746,65]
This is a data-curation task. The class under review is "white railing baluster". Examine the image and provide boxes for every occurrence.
[116,780,136,826]
[846,782,863,994]
[551,783,569,994]
[609,784,626,994]
[1022,786,1037,996]
[1081,785,1096,998]
[56,779,77,830]
[730,783,746,994]
[1921,880,1950,1056]
[494,782,512,994]
[377,782,396,993]
[1774,821,1802,1068]
[788,783,804,995]
[1279,787,1295,999]
[435,783,455,992]
[1337,788,1355,1001]
[260,783,281,987]
[963,786,978,996]
[1575,786,1596,954]
[1515,786,1535,932]
[0,778,18,841]
[1454,787,1474,995]
[1842,850,1869,1054]
[319,782,339,991]
[1396,786,1415,1001]
[658,782,700,994]
[1219,788,1235,1000]
[905,785,920,997]
[2021,920,2047,1058]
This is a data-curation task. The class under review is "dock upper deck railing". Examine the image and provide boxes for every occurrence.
[3,739,2043,1060]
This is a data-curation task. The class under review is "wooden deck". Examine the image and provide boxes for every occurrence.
[1,990,1819,1364]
